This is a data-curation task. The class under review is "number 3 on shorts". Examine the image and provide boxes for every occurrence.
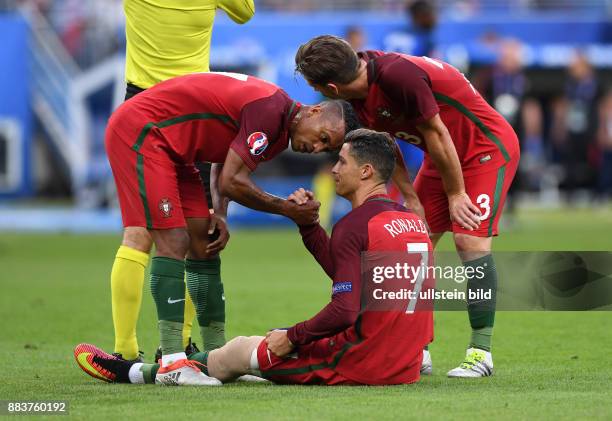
[476,194,491,220]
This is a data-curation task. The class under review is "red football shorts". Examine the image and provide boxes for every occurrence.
[414,155,519,237]
[256,338,358,385]
[105,128,209,229]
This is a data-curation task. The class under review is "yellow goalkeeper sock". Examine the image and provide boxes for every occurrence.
[111,245,149,360]
[182,284,196,349]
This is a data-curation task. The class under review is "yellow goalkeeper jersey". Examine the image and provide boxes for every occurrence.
[124,0,255,89]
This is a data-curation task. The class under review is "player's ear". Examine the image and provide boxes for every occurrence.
[309,103,323,116]
[326,83,340,96]
[361,163,374,180]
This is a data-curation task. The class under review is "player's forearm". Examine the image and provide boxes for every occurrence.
[288,266,361,345]
[298,224,334,278]
[287,301,358,346]
[220,174,289,216]
[211,163,230,217]
[392,144,420,206]
[423,127,466,196]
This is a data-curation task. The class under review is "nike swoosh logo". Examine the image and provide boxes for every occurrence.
[167,298,186,304]
[76,352,109,381]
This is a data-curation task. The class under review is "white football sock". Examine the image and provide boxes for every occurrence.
[128,363,144,384]
[161,352,187,367]
[249,348,262,376]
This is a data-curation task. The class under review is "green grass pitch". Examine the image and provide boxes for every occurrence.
[1,208,611,419]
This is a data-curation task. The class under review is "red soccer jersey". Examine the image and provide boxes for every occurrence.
[287,196,434,385]
[351,51,520,177]
[107,72,299,170]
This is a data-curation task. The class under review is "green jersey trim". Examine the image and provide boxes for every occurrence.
[488,165,507,237]
[433,92,511,162]
[136,153,153,229]
[131,113,239,152]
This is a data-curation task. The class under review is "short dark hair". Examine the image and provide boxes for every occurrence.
[334,100,362,137]
[319,100,362,144]
[295,35,360,85]
[344,129,396,183]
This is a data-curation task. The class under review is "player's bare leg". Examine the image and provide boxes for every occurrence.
[74,334,266,385]
[148,230,189,362]
[448,233,495,378]
[74,338,264,385]
[185,218,261,381]
[185,217,227,352]
[110,227,152,361]
[454,233,492,260]
[113,226,197,361]
[207,336,265,382]
[150,227,190,365]
[121,226,153,251]
[148,228,220,385]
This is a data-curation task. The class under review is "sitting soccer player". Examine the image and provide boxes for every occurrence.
[74,129,434,386]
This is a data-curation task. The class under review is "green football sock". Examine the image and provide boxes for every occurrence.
[470,326,493,352]
[140,351,210,384]
[464,254,497,352]
[141,363,157,384]
[188,351,211,375]
[150,257,185,355]
[201,321,226,351]
[186,258,226,351]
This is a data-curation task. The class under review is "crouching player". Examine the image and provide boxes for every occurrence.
[74,129,433,386]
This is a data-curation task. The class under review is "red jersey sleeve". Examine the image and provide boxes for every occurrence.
[375,55,440,126]
[298,223,334,278]
[287,222,364,346]
[230,90,291,171]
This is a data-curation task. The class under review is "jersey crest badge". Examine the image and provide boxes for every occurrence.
[159,198,173,218]
[247,132,268,156]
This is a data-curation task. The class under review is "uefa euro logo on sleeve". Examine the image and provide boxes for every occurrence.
[332,282,352,294]
[247,132,268,156]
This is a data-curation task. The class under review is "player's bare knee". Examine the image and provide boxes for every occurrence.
[206,349,230,382]
[238,336,264,366]
[121,227,153,252]
[224,336,261,371]
[454,233,492,260]
[152,228,190,259]
[207,337,252,382]
[232,336,254,357]
[187,238,212,259]
[186,218,212,259]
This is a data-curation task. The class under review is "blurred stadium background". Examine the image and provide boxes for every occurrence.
[0,0,612,230]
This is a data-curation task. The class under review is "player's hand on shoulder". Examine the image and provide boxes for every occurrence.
[449,192,481,231]
[265,329,294,358]
[287,188,315,205]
